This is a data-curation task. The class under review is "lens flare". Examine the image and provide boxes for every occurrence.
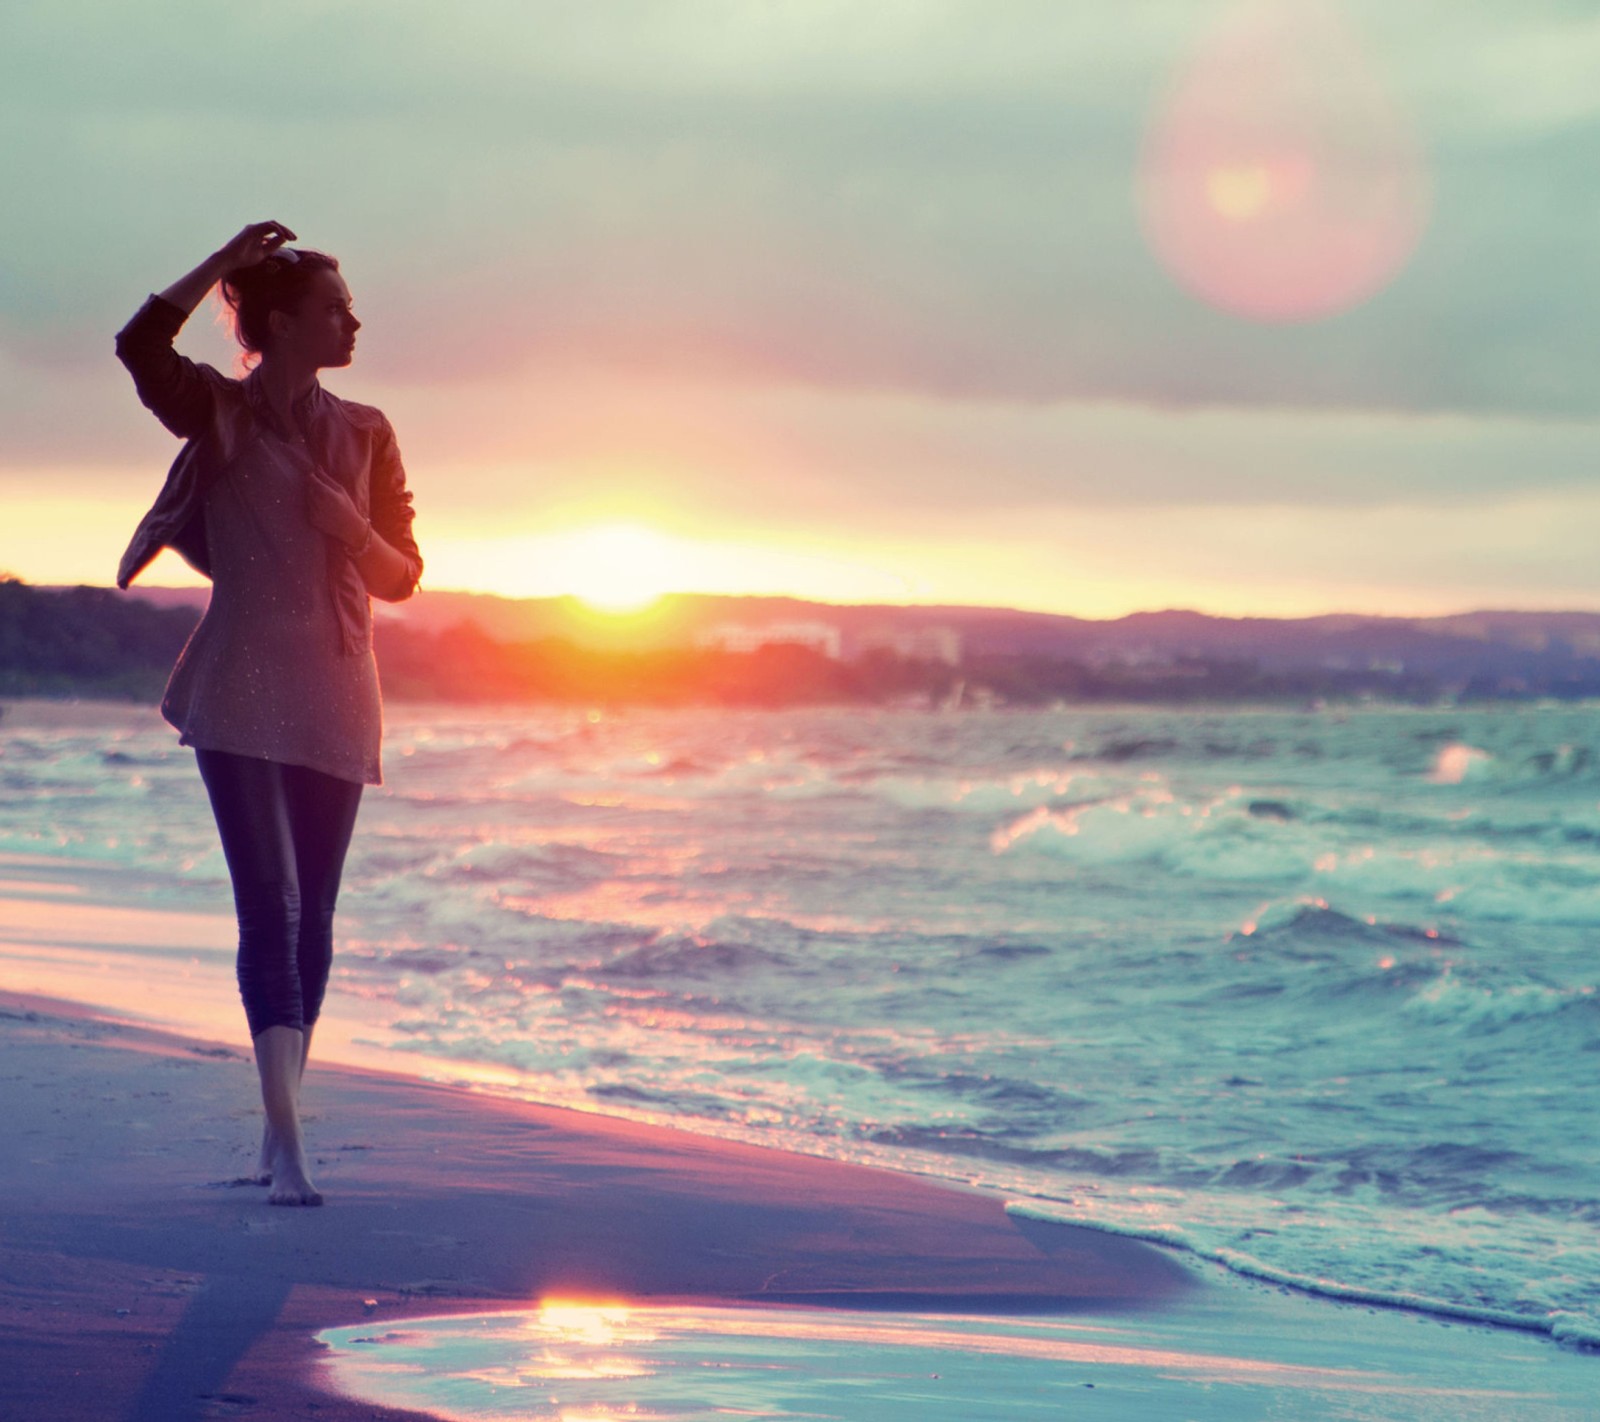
[1139,0,1430,322]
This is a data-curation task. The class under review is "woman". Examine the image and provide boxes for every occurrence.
[115,221,422,1205]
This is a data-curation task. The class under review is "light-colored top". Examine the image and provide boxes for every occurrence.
[161,413,383,785]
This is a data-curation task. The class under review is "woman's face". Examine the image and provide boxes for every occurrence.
[271,267,361,370]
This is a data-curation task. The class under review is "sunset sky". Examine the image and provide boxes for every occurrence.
[3,0,1598,619]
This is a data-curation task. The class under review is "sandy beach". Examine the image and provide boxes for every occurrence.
[2,834,1597,1419]
[8,996,1597,1422]
[0,984,1187,1421]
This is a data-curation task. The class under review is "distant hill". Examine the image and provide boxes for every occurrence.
[1,580,200,699]
[9,578,1600,704]
[117,584,1098,654]
[109,583,1600,685]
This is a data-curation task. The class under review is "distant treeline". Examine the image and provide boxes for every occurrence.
[0,578,201,699]
[7,577,1600,707]
[374,620,1455,706]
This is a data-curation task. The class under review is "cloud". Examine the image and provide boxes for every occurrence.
[5,0,1600,621]
[309,369,1600,533]
[6,1,1598,413]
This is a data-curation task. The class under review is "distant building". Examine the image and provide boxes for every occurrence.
[855,625,963,666]
[695,621,843,660]
[1086,644,1173,670]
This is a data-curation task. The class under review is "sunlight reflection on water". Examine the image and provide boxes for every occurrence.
[319,1297,1593,1422]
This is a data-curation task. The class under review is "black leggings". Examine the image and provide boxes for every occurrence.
[195,749,364,1037]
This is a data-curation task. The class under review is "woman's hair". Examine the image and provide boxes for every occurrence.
[219,248,340,363]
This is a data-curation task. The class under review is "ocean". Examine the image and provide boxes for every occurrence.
[4,699,1598,1347]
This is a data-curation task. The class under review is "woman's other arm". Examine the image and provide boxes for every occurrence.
[307,469,419,602]
[361,416,423,602]
[306,416,422,603]
[353,525,420,604]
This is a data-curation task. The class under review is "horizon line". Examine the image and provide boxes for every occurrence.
[81,579,1600,626]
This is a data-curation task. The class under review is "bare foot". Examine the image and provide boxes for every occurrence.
[255,1121,275,1185]
[266,1138,323,1206]
[253,1025,322,1204]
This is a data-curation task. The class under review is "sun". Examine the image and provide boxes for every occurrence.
[555,523,685,613]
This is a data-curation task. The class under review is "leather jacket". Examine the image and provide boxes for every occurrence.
[114,295,422,650]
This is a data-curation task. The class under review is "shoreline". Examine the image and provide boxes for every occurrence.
[5,856,1599,1418]
[0,988,1191,1422]
[6,837,1590,1353]
[6,994,1596,1422]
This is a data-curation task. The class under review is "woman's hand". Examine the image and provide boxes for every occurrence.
[307,467,413,598]
[306,469,369,550]
[215,221,298,272]
[157,221,299,317]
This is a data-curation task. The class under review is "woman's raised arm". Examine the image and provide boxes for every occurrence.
[116,222,299,439]
[159,221,297,316]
